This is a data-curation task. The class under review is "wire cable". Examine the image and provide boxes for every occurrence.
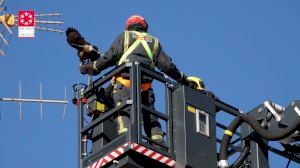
[231,141,250,168]
[285,158,291,168]
[0,102,2,121]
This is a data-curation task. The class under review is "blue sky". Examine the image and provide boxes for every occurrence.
[0,1,299,168]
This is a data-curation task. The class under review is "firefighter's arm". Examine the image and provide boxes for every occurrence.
[156,53,190,85]
[93,33,124,72]
[80,33,124,75]
[155,48,219,100]
[153,42,188,84]
[156,56,220,100]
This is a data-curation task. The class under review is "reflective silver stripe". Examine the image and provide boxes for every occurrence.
[93,61,98,71]
[153,38,159,56]
[294,106,300,117]
[124,31,129,52]
[218,160,229,168]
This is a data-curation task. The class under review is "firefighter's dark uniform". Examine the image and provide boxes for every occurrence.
[87,29,187,142]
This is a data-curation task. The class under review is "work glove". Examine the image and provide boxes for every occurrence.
[79,63,94,75]
[177,73,190,86]
[80,62,102,76]
[77,45,100,62]
[77,45,93,60]
[187,80,199,90]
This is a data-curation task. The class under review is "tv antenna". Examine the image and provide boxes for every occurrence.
[0,0,64,56]
[0,81,68,120]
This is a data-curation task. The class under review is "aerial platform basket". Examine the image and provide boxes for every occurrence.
[79,62,179,168]
[76,61,300,168]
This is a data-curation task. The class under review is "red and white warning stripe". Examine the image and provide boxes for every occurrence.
[130,143,175,167]
[87,142,175,168]
[87,142,129,168]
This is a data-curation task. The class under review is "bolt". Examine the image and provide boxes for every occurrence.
[261,121,267,128]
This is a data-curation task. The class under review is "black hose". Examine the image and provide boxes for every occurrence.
[230,141,250,168]
[238,113,300,141]
[219,116,243,161]
[219,117,250,168]
[216,100,300,141]
[219,114,300,167]
[218,100,300,167]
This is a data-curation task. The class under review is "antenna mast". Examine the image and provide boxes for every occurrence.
[0,81,68,120]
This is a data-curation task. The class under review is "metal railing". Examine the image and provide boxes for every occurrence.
[78,62,175,168]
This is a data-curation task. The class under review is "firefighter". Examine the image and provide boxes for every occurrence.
[80,15,194,144]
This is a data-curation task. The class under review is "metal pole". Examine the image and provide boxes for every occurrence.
[35,20,64,24]
[166,86,174,155]
[0,98,68,104]
[0,49,5,56]
[34,27,64,33]
[78,87,83,168]
[19,81,22,120]
[34,13,62,17]
[135,62,142,144]
[0,17,13,34]
[0,32,9,46]
[82,74,91,165]
[40,82,43,120]
[242,124,270,168]
[129,62,138,142]
[62,85,67,120]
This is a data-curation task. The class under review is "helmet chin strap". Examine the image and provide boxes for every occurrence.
[126,24,148,32]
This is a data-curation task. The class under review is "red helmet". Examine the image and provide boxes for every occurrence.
[125,15,148,30]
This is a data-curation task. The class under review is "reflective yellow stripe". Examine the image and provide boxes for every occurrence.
[118,31,155,65]
[224,130,233,136]
[118,128,128,135]
[117,102,122,106]
[118,39,141,65]
[141,40,153,62]
[117,114,128,135]
[151,135,163,141]
[124,31,129,52]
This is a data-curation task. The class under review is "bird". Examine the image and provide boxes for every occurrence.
[66,27,100,61]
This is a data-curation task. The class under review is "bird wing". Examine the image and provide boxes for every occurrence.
[66,27,89,50]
